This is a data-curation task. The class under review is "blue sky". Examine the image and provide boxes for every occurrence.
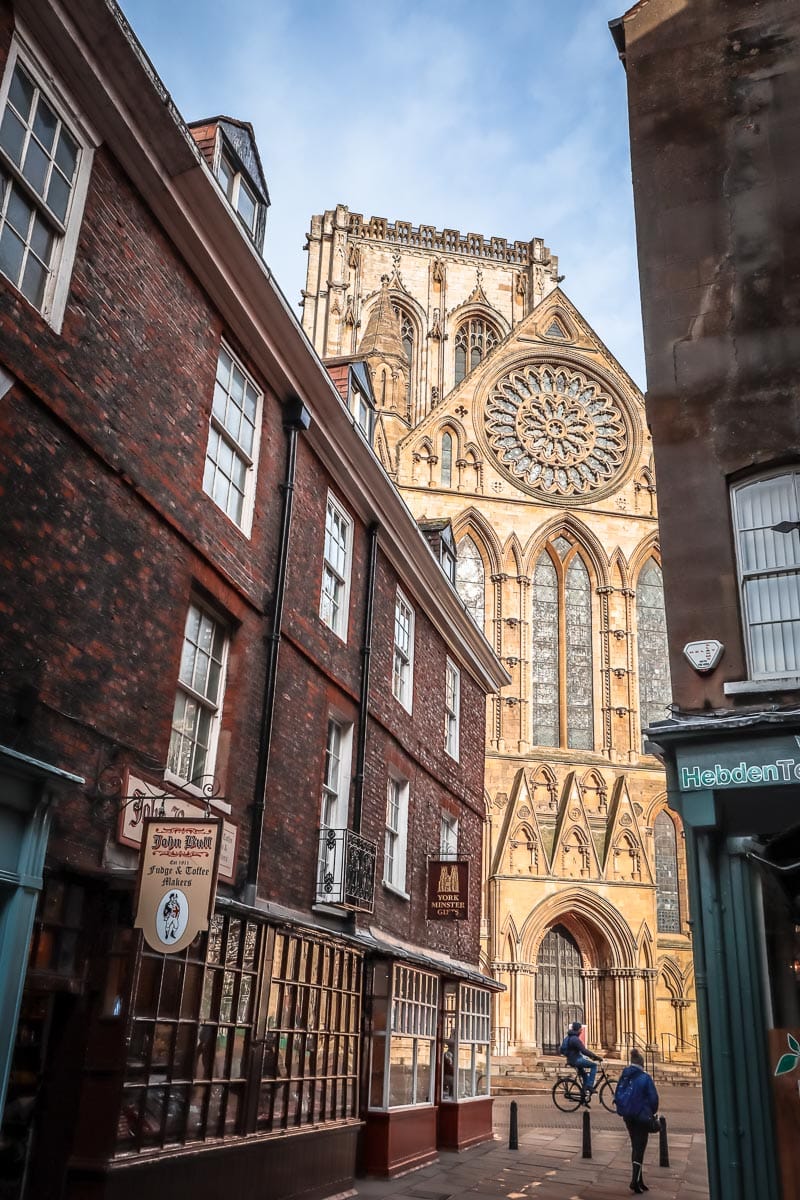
[122,0,645,387]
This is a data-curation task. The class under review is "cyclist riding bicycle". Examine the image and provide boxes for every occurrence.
[562,1021,602,1098]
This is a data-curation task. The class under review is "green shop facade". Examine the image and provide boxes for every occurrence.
[651,716,800,1200]
[0,745,82,1116]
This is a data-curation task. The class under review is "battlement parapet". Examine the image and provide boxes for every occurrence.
[346,211,555,269]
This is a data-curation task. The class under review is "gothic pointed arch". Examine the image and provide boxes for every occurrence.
[610,830,643,882]
[658,956,684,1000]
[451,507,503,576]
[529,763,559,812]
[524,513,610,586]
[628,528,661,581]
[452,308,505,385]
[637,922,654,969]
[503,533,523,578]
[531,533,596,750]
[609,546,630,591]
[509,821,542,875]
[454,531,486,629]
[635,554,671,738]
[654,807,681,932]
[520,888,638,969]
[579,768,609,815]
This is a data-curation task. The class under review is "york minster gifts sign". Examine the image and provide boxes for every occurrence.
[134,818,222,954]
[427,860,469,920]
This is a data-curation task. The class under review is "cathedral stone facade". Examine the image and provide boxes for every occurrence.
[303,204,697,1061]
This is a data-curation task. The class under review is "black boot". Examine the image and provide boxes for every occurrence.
[629,1162,645,1194]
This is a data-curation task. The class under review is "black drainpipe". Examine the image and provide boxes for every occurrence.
[351,523,379,835]
[244,395,311,902]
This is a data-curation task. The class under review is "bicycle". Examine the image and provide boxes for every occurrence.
[551,1061,617,1112]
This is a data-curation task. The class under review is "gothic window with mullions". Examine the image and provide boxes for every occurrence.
[454,317,499,385]
[455,534,485,629]
[636,558,671,741]
[654,810,680,932]
[531,537,594,751]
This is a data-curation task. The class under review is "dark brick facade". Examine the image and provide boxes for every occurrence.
[0,2,505,1194]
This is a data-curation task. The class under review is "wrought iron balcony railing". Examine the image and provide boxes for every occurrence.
[316,826,377,912]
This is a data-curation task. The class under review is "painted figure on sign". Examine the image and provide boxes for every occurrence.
[162,891,181,941]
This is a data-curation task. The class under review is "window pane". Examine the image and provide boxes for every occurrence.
[0,107,25,165]
[21,253,46,308]
[0,222,24,284]
[388,1036,414,1106]
[566,555,593,750]
[532,552,559,746]
[46,168,69,222]
[21,136,48,195]
[5,179,32,237]
[54,128,78,180]
[8,66,34,121]
[637,559,671,734]
[32,96,58,151]
[455,534,485,628]
[655,810,680,932]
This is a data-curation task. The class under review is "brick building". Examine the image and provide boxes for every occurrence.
[612,2,800,1197]
[0,2,507,1197]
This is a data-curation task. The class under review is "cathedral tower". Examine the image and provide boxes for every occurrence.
[303,205,697,1060]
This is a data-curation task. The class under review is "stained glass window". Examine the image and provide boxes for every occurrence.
[654,811,680,932]
[532,552,560,746]
[441,432,453,486]
[454,318,499,384]
[532,546,594,750]
[637,559,671,739]
[565,556,593,749]
[455,535,485,628]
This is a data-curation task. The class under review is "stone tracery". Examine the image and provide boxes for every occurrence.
[484,364,629,499]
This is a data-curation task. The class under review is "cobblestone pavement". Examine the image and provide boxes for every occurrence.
[354,1086,708,1200]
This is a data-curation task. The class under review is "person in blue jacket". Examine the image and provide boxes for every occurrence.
[614,1048,659,1194]
[563,1020,603,1099]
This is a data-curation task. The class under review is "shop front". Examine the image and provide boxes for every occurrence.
[652,717,800,1200]
[360,944,498,1178]
[0,747,82,1124]
[3,888,365,1200]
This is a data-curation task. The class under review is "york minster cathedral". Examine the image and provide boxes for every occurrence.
[303,205,697,1062]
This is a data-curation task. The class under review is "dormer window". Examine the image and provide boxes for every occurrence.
[217,150,257,234]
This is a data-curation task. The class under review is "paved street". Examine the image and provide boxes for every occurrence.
[355,1087,708,1200]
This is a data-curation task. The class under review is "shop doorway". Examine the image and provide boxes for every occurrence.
[535,924,584,1053]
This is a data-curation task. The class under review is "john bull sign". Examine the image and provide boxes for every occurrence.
[134,818,222,954]
[677,734,800,792]
[427,860,469,920]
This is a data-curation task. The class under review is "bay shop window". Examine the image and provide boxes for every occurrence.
[368,964,438,1109]
[441,983,491,1101]
[117,917,361,1155]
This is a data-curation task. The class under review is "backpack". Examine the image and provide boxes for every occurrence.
[559,1035,570,1056]
[613,1071,637,1117]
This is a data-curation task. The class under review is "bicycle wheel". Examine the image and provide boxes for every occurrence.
[599,1078,617,1112]
[552,1078,583,1112]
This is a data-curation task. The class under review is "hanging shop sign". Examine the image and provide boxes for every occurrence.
[134,817,222,954]
[427,860,469,920]
[677,734,800,791]
[118,771,237,880]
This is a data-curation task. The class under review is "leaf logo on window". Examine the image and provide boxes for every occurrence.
[774,1032,800,1076]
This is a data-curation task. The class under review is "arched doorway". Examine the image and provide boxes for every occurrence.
[535,924,584,1053]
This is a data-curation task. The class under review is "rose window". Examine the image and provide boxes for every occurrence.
[484,365,629,498]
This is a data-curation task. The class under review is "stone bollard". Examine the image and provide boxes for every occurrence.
[582,1109,592,1159]
[509,1099,519,1150]
[659,1115,670,1168]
